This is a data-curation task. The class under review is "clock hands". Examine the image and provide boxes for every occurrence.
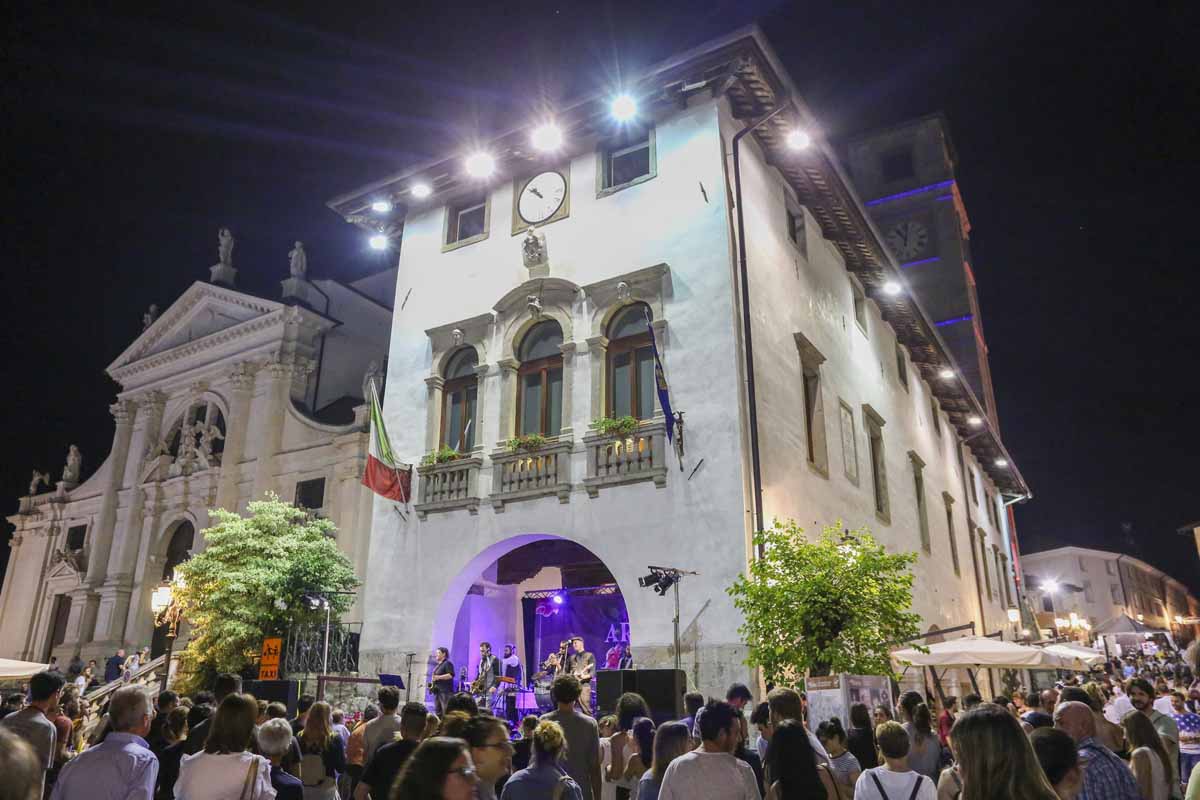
[530,187,544,199]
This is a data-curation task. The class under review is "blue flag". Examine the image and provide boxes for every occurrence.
[647,318,674,443]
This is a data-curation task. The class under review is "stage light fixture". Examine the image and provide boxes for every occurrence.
[552,593,564,605]
[531,122,564,152]
[882,280,902,296]
[967,415,983,426]
[368,234,389,251]
[370,199,393,213]
[464,151,496,178]
[938,368,955,380]
[611,94,637,122]
[411,182,432,199]
[786,129,811,151]
[638,573,659,588]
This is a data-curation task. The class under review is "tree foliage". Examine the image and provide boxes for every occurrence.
[172,495,359,693]
[728,519,922,683]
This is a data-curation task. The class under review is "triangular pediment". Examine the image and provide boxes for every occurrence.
[108,282,286,376]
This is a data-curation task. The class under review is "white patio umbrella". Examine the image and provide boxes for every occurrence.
[1042,642,1105,668]
[892,636,1080,670]
[0,658,50,680]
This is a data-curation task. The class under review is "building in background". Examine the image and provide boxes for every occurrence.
[329,26,1030,702]
[0,239,393,663]
[1022,545,1200,647]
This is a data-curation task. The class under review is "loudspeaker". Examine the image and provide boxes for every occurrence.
[633,669,686,725]
[595,669,686,725]
[243,680,299,716]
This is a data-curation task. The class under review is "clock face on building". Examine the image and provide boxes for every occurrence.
[886,220,930,261]
[517,171,567,224]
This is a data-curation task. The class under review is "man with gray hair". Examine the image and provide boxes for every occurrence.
[257,717,304,800]
[50,685,158,799]
[1054,700,1139,800]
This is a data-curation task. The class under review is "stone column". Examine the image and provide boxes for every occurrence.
[559,342,576,437]
[216,361,258,512]
[423,376,444,454]
[586,336,608,422]
[495,358,519,445]
[471,363,490,455]
[84,398,139,589]
[252,355,298,499]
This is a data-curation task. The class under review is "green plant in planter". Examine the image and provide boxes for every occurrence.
[505,433,549,452]
[594,416,639,437]
[421,446,462,466]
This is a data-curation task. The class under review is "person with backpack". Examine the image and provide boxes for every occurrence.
[853,721,936,800]
[298,701,347,800]
[502,719,584,800]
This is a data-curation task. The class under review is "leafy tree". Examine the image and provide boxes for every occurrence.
[172,495,359,693]
[728,519,922,682]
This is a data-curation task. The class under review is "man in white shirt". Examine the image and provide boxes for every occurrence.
[660,700,760,800]
[853,720,936,800]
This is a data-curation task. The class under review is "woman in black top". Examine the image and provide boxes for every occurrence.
[846,702,879,770]
[154,707,190,800]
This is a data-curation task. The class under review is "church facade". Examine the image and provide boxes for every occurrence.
[329,27,1030,699]
[0,242,394,664]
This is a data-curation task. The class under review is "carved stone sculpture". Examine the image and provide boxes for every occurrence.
[616,281,632,303]
[362,360,383,401]
[196,424,224,469]
[170,422,200,476]
[29,470,50,496]
[142,304,159,331]
[62,445,82,484]
[217,227,235,266]
[289,241,307,278]
[51,547,87,574]
[523,226,548,275]
[451,328,465,347]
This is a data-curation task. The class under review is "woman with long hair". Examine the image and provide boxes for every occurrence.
[174,693,274,800]
[500,720,583,800]
[949,704,1057,800]
[154,706,189,800]
[816,718,861,795]
[847,703,879,771]
[898,692,941,781]
[392,736,479,800]
[1122,710,1173,800]
[764,720,837,799]
[622,717,656,786]
[298,700,347,799]
[608,693,650,800]
[636,722,690,800]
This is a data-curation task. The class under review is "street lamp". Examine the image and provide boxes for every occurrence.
[151,578,184,694]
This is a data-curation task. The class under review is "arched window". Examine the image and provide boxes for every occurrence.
[164,401,226,462]
[517,320,564,436]
[606,303,656,420]
[441,347,478,451]
[161,521,195,581]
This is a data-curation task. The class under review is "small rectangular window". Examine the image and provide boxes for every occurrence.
[895,344,908,390]
[1105,560,1116,576]
[930,397,941,436]
[882,148,915,183]
[295,478,326,511]
[446,193,489,246]
[839,400,859,485]
[1042,594,1054,613]
[910,454,930,553]
[600,127,655,192]
[1083,580,1094,603]
[66,525,87,551]
[979,532,992,599]
[786,206,807,258]
[795,332,828,475]
[943,494,960,576]
[1001,555,1013,606]
[851,282,868,334]
[864,407,889,521]
[1078,556,1087,572]
[968,469,979,504]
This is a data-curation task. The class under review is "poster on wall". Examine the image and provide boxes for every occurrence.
[806,674,894,728]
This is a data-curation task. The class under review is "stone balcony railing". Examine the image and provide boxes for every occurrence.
[414,457,483,519]
[582,419,669,497]
[489,440,573,511]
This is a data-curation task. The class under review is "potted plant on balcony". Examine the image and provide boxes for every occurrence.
[505,433,550,453]
[420,446,463,466]
[592,415,639,437]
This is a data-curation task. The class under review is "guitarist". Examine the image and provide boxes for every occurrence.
[564,635,596,715]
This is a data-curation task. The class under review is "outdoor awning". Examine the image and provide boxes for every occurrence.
[1042,643,1106,667]
[1093,614,1167,635]
[892,636,1081,670]
[0,658,49,680]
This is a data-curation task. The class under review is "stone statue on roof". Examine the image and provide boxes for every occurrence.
[29,470,50,496]
[62,445,82,484]
[142,304,159,331]
[217,227,235,267]
[289,241,307,278]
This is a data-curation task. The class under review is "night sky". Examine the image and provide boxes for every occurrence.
[3,2,1197,590]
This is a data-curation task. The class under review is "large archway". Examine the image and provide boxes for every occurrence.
[432,534,632,719]
[151,521,194,658]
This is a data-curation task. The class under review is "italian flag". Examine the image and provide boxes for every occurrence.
[362,381,412,503]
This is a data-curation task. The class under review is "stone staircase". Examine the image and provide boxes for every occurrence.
[78,654,167,743]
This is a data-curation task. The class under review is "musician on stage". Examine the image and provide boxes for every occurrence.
[430,647,455,715]
[472,641,500,699]
[500,643,522,723]
[564,635,596,714]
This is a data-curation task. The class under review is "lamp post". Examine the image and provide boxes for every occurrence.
[150,579,184,694]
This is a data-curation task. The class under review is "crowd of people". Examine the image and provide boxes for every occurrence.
[3,647,1200,800]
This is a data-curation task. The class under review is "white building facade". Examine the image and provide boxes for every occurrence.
[1022,546,1200,646]
[0,245,394,664]
[330,28,1030,700]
